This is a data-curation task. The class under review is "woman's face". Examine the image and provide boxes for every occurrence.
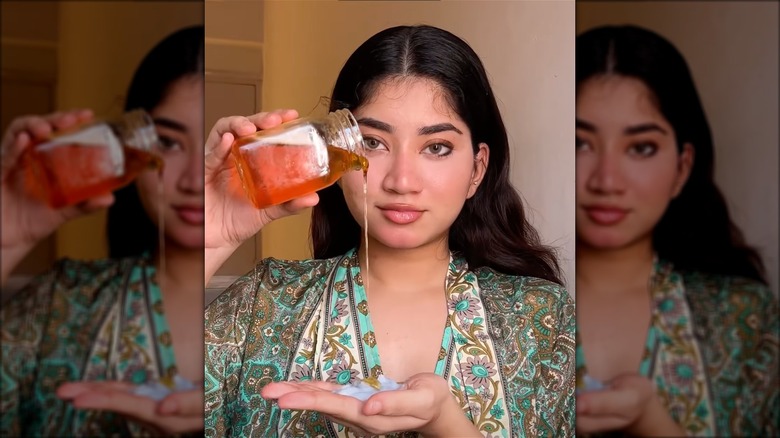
[575,75,693,251]
[340,77,488,251]
[135,76,204,250]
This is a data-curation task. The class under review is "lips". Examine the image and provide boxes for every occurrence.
[377,204,424,225]
[174,206,204,225]
[582,205,629,226]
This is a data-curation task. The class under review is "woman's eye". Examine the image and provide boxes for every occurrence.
[364,137,385,151]
[630,142,657,157]
[158,136,182,152]
[424,143,452,156]
[576,137,591,151]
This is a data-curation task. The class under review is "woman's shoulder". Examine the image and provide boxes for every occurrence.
[207,255,341,311]
[680,270,775,306]
[474,267,574,314]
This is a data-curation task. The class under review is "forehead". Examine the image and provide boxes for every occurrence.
[577,75,667,126]
[358,76,460,121]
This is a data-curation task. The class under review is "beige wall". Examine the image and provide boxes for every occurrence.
[1,1,60,280]
[578,1,780,293]
[262,0,576,292]
[54,1,203,260]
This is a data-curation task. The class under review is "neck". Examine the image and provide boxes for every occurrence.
[357,236,451,297]
[576,237,655,296]
[153,242,203,302]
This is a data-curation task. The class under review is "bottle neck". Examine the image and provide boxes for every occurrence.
[326,109,365,157]
[113,109,159,151]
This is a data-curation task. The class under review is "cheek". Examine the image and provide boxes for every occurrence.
[134,172,161,221]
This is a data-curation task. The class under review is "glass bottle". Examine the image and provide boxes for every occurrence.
[22,109,162,208]
[231,109,368,209]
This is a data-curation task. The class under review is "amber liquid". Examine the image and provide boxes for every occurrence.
[23,142,163,208]
[232,141,368,209]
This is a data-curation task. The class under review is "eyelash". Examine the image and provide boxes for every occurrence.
[158,135,182,152]
[363,137,453,157]
[629,142,657,157]
[575,137,590,151]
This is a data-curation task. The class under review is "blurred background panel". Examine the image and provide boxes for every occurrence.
[1,1,203,295]
[577,1,779,294]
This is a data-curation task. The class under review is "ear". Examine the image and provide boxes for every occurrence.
[672,142,694,198]
[467,143,490,199]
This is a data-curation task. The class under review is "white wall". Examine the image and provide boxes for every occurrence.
[262,0,576,292]
[578,1,780,294]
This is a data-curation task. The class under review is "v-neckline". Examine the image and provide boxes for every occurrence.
[342,248,455,380]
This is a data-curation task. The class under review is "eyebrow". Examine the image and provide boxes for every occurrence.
[576,119,596,132]
[357,117,463,136]
[624,123,668,136]
[576,118,669,136]
[153,117,187,133]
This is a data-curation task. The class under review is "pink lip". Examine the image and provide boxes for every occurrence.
[583,205,629,226]
[174,206,204,225]
[377,204,424,225]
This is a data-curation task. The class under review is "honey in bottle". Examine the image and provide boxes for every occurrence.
[22,109,163,208]
[231,109,368,209]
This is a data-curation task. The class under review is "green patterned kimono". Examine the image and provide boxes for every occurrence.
[205,249,576,437]
[576,259,779,436]
[1,257,180,437]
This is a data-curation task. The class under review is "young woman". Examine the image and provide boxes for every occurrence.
[1,26,205,436]
[575,25,778,436]
[204,25,575,437]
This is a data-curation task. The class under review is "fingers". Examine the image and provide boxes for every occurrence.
[57,381,203,434]
[361,388,433,417]
[57,381,135,399]
[2,109,93,177]
[576,388,640,416]
[204,109,299,169]
[157,389,204,416]
[262,193,320,223]
[261,380,341,399]
[576,414,632,433]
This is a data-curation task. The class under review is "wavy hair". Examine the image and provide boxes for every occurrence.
[311,25,562,284]
[107,25,204,258]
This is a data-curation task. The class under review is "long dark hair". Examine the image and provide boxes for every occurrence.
[311,25,562,284]
[107,25,204,258]
[577,25,766,283]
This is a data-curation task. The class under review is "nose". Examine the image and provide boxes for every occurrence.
[585,149,625,195]
[177,144,204,194]
[381,146,423,195]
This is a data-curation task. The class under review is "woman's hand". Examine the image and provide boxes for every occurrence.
[261,373,481,438]
[1,109,114,284]
[203,109,318,283]
[57,381,203,435]
[576,373,685,436]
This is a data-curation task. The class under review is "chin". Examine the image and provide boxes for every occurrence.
[578,231,636,251]
[371,228,445,251]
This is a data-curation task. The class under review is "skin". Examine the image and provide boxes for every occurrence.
[48,78,205,434]
[575,74,692,436]
[204,76,489,436]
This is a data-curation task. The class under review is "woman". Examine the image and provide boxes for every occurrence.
[1,26,205,436]
[204,25,575,437]
[575,25,779,436]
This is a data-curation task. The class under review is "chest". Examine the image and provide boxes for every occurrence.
[368,291,448,381]
[577,286,652,381]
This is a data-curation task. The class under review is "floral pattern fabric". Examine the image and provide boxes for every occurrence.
[1,257,178,437]
[576,259,779,436]
[204,250,576,437]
